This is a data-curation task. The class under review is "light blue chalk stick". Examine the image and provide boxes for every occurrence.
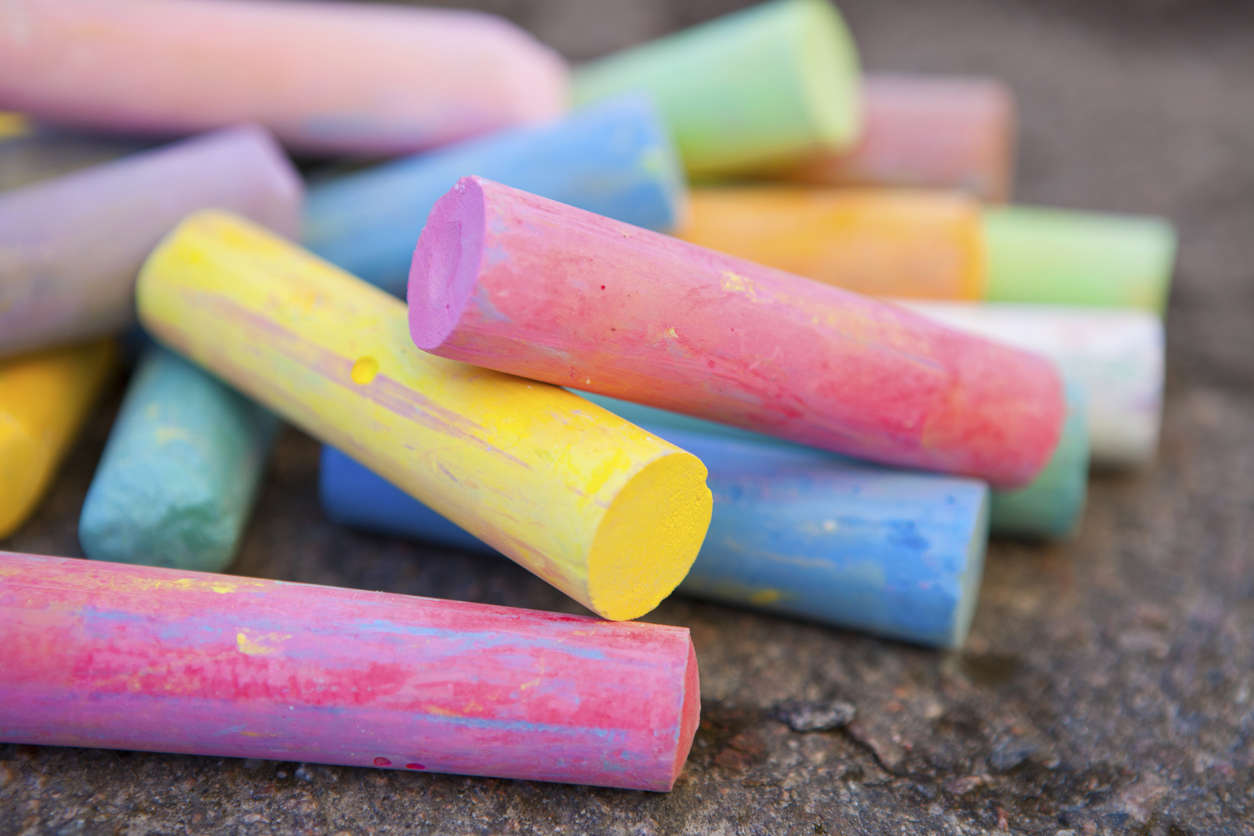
[79,347,279,571]
[576,390,1090,540]
[320,431,990,649]
[303,96,686,297]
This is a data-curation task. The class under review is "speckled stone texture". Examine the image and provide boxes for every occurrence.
[3,0,1252,833]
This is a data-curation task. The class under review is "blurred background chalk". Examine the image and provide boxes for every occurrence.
[779,74,1015,202]
[321,432,989,649]
[983,206,1177,313]
[79,348,279,572]
[573,0,861,175]
[0,342,118,539]
[304,97,685,297]
[902,302,1164,467]
[677,186,984,299]
[0,126,302,357]
[0,0,568,155]
[0,552,700,791]
[138,211,712,621]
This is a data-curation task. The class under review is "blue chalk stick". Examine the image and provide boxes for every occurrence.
[321,429,989,649]
[576,390,1089,540]
[79,347,279,571]
[303,96,686,296]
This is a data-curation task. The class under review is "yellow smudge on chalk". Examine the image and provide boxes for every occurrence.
[350,356,379,385]
[210,582,237,594]
[749,588,784,606]
[721,271,759,301]
[665,327,678,339]
[154,425,192,445]
[236,630,289,656]
[425,705,457,717]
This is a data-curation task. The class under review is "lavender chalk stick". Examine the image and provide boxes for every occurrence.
[0,126,302,357]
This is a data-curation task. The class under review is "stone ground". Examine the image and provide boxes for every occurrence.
[3,0,1253,833]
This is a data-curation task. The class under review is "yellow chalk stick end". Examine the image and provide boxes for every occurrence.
[587,451,713,621]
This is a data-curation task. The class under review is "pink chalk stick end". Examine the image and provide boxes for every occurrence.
[409,176,486,351]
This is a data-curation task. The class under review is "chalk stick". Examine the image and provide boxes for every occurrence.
[901,302,1163,467]
[0,0,568,155]
[305,97,685,298]
[410,177,1065,488]
[579,390,1088,540]
[782,74,1016,201]
[0,342,118,539]
[322,432,989,648]
[138,211,712,620]
[0,126,302,358]
[983,206,1177,313]
[0,129,150,191]
[78,348,279,572]
[0,552,700,791]
[677,186,984,300]
[572,0,860,175]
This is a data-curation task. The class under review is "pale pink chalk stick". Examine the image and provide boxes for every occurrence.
[0,552,700,791]
[0,0,568,155]
[409,178,1065,488]
[784,75,1016,202]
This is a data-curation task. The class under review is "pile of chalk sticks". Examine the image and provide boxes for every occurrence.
[0,0,1174,792]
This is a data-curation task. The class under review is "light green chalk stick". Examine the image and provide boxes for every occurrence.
[573,0,861,176]
[983,206,1177,313]
[79,347,279,571]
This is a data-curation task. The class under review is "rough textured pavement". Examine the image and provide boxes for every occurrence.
[3,1,1253,833]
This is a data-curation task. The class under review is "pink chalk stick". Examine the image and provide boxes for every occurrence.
[410,178,1064,488]
[0,552,700,791]
[0,0,568,155]
[785,75,1016,202]
[0,126,301,356]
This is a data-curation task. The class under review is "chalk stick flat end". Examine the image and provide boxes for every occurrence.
[409,176,487,351]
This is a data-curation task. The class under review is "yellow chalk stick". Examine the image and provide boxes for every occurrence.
[0,340,118,538]
[136,211,713,620]
[677,186,986,300]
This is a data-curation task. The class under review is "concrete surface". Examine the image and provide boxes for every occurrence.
[2,0,1252,833]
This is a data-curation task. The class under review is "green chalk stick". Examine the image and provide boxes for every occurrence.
[573,0,861,176]
[987,387,1090,539]
[983,206,1177,313]
[79,347,278,571]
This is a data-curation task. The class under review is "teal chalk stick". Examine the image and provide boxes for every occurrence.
[576,389,1090,540]
[79,347,279,571]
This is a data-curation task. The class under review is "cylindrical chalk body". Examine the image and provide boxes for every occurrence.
[78,348,279,571]
[982,207,1177,313]
[572,0,860,175]
[0,126,301,357]
[322,437,989,648]
[902,302,1163,467]
[0,552,700,791]
[677,187,985,300]
[137,212,712,621]
[783,74,1015,201]
[305,98,685,297]
[410,177,1065,488]
[0,0,568,155]
[0,342,118,538]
